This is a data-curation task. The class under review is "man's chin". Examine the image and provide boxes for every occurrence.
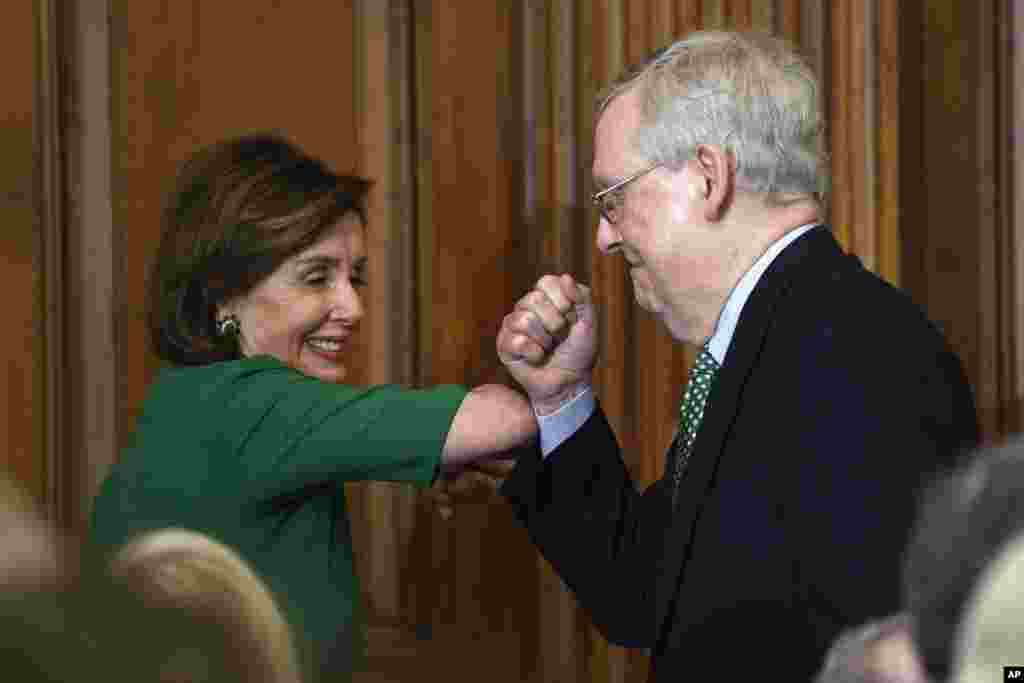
[632,288,660,314]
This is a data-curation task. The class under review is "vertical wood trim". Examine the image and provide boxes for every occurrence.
[996,0,1018,434]
[850,0,876,270]
[36,0,67,527]
[829,1,850,247]
[63,0,118,532]
[975,0,1002,440]
[703,0,726,30]
[384,0,424,627]
[728,0,753,29]
[876,0,901,286]
[575,0,598,283]
[751,1,774,32]
[553,1,579,273]
[1013,0,1024,425]
[776,0,801,42]
[413,0,435,391]
[649,0,674,49]
[800,1,828,99]
[676,0,702,36]
[625,1,648,64]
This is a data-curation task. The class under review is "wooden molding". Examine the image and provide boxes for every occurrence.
[36,0,69,530]
[58,0,118,534]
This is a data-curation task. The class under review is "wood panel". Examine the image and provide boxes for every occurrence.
[0,0,49,506]
[897,0,1012,442]
[825,0,903,287]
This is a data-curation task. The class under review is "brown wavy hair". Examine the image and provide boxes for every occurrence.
[148,134,371,365]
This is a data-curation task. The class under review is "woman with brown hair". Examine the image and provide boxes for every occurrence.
[89,134,536,681]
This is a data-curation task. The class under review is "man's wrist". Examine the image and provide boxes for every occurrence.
[531,381,592,417]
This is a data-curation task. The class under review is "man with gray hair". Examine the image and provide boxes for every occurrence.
[496,31,978,680]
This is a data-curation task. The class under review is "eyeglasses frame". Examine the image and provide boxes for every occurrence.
[591,162,662,224]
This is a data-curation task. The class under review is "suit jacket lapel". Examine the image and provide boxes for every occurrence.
[651,226,838,646]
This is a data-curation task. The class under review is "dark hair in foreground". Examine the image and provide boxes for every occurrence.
[148,133,371,365]
[902,438,1024,681]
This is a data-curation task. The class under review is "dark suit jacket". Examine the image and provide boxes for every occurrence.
[501,227,979,681]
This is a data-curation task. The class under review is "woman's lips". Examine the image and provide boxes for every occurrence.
[306,336,348,357]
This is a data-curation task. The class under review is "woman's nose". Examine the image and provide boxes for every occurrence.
[333,280,364,324]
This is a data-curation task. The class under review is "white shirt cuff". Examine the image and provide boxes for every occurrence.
[537,386,596,458]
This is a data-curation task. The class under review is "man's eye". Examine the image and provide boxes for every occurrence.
[350,276,367,288]
[602,195,620,216]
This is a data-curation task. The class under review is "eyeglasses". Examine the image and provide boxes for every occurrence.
[591,162,661,225]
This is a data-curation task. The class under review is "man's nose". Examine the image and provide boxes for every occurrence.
[596,217,620,255]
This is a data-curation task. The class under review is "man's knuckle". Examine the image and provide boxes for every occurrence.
[526,290,547,307]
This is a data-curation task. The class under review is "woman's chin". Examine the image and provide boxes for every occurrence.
[297,358,348,383]
[294,346,350,383]
[309,365,347,383]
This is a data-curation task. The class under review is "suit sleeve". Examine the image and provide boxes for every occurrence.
[500,405,667,647]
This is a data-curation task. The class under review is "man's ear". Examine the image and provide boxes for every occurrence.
[693,144,734,222]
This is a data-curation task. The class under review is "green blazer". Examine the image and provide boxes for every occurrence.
[90,355,466,679]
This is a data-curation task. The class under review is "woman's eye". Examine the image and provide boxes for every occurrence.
[350,276,367,288]
[305,273,328,286]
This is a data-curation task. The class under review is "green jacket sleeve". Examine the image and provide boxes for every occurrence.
[210,358,467,498]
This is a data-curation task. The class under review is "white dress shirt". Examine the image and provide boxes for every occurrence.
[538,223,819,457]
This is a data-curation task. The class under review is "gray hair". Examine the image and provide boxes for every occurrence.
[815,613,932,683]
[598,31,828,201]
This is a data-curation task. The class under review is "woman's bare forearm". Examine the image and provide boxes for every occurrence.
[441,384,538,468]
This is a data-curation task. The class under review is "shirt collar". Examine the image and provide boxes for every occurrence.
[705,223,819,364]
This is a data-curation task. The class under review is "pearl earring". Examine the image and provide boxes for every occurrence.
[217,315,241,337]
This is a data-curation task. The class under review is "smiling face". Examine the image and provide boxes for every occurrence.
[220,213,367,383]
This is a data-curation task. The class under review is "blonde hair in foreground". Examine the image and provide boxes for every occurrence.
[112,528,302,683]
[954,532,1024,683]
[599,30,828,202]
